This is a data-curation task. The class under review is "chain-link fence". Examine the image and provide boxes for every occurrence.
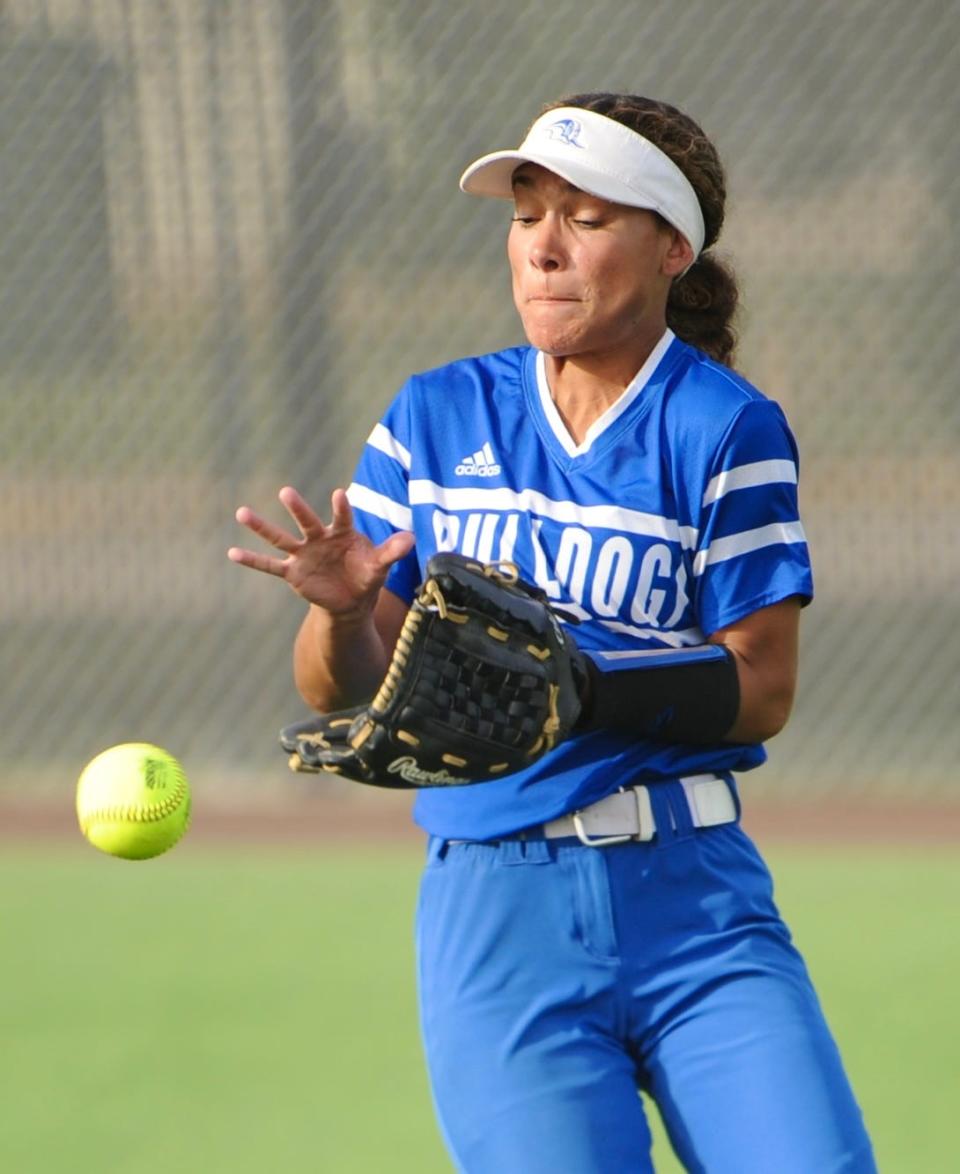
[2,0,958,800]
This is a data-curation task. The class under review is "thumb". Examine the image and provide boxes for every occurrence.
[375,530,416,570]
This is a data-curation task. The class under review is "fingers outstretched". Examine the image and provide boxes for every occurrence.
[229,485,415,614]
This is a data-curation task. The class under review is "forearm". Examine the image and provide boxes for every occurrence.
[720,645,794,743]
[578,598,801,746]
[293,604,392,713]
[577,645,742,744]
[228,487,417,711]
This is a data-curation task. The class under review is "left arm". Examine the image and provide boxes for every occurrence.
[576,594,803,746]
[708,595,801,743]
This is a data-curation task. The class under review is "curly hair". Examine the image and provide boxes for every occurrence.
[543,93,739,368]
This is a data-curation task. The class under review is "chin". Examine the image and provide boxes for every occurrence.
[517,307,583,352]
[519,322,579,356]
[524,337,575,357]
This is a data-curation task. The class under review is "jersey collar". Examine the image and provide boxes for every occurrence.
[534,329,676,458]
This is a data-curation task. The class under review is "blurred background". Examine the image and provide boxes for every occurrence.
[1,0,958,801]
[1,4,958,1171]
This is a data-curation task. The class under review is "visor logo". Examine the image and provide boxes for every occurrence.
[547,117,584,148]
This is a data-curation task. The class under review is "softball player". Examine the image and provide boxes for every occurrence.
[230,93,876,1172]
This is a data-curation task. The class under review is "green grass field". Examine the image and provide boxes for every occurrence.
[2,840,957,1173]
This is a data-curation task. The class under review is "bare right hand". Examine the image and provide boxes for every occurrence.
[227,486,415,617]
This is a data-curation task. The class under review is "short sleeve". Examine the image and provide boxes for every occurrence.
[346,384,420,604]
[693,399,814,634]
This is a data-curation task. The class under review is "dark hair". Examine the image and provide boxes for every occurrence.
[544,93,739,368]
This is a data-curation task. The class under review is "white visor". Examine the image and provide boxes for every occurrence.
[459,106,706,259]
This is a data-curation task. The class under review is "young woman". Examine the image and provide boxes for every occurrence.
[229,93,876,1173]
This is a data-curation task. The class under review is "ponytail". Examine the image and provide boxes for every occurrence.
[667,251,739,368]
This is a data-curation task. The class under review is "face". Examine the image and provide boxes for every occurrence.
[507,164,693,362]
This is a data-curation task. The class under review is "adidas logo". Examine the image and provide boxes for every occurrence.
[455,441,501,477]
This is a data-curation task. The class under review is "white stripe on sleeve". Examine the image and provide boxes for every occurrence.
[693,521,807,576]
[346,483,413,530]
[702,460,797,507]
[367,423,412,471]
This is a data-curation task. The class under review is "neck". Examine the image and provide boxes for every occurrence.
[545,327,667,446]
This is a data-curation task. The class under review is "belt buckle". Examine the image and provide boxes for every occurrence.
[571,811,634,848]
[571,786,652,848]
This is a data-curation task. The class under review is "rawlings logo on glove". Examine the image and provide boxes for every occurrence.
[279,553,587,787]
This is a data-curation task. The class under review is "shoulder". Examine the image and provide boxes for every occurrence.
[404,346,530,398]
[378,346,531,471]
[664,340,772,420]
[662,340,795,453]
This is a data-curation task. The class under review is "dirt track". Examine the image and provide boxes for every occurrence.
[3,792,959,847]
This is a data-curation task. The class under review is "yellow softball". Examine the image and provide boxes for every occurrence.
[76,743,191,860]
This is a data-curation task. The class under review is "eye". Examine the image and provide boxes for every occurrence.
[574,218,603,229]
[511,215,539,226]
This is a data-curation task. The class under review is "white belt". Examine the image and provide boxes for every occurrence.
[541,774,736,847]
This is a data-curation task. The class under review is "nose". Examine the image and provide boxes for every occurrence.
[528,216,565,272]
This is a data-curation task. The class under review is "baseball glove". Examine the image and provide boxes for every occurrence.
[280,552,587,787]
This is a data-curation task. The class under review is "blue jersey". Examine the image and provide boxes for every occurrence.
[347,330,813,840]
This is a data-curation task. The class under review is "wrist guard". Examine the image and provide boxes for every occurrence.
[577,644,740,744]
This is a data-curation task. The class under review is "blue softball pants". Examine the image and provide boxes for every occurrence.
[415,794,876,1172]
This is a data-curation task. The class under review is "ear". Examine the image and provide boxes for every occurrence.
[661,228,695,279]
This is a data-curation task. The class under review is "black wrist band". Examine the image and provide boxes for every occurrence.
[576,645,740,744]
